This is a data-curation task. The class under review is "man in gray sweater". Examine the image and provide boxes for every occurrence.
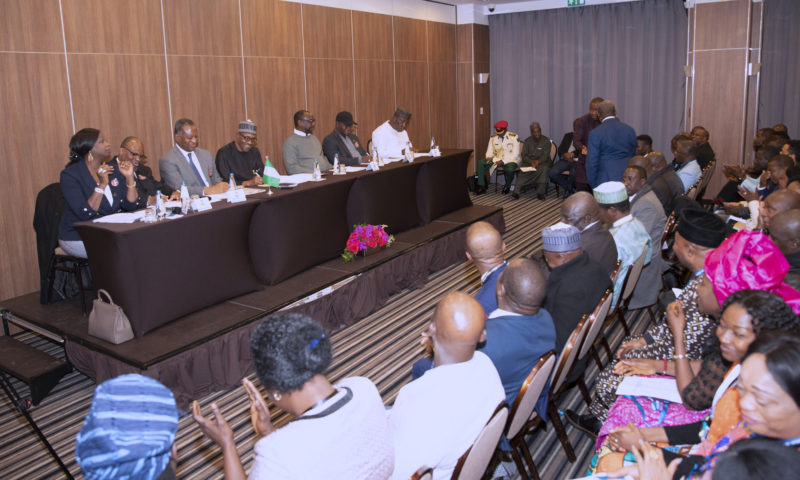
[282,110,332,174]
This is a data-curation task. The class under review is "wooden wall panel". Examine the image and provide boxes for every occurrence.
[303,4,352,60]
[167,56,245,158]
[68,54,172,170]
[693,49,747,195]
[61,0,163,54]
[163,0,240,56]
[429,62,458,148]
[473,24,490,64]
[241,0,302,57]
[456,62,475,150]
[306,59,356,143]
[395,61,430,148]
[352,11,393,60]
[427,22,455,63]
[244,57,306,174]
[393,17,427,62]
[694,0,749,51]
[354,60,395,145]
[475,60,492,159]
[456,24,472,63]
[0,0,63,52]
[0,53,73,299]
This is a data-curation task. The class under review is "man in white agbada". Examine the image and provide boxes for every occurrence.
[372,108,413,158]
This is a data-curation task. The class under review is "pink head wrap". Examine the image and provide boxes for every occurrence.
[704,230,800,314]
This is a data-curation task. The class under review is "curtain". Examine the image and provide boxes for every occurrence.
[489,0,687,156]
[759,0,800,135]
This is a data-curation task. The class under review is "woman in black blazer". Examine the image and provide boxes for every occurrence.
[58,128,140,258]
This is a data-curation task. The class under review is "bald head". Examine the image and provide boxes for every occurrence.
[561,192,600,230]
[597,100,616,119]
[770,209,800,256]
[762,189,800,230]
[466,221,505,273]
[429,291,487,364]
[628,155,649,170]
[648,151,667,170]
[496,258,546,315]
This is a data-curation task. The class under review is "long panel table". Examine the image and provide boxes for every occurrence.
[75,149,473,336]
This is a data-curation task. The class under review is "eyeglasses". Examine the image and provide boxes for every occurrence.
[301,118,316,124]
[239,133,258,144]
[123,147,147,160]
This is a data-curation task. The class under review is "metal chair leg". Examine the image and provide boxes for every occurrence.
[547,402,576,462]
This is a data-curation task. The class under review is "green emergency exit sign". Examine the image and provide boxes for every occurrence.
[568,0,585,5]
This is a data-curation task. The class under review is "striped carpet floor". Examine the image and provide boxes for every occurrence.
[1,188,653,480]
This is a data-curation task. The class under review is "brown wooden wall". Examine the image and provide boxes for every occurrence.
[0,0,462,301]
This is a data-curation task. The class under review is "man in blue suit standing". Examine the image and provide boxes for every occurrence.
[586,100,637,188]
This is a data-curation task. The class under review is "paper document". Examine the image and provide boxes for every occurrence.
[413,152,428,159]
[345,166,367,172]
[279,173,316,184]
[164,200,181,208]
[571,475,634,480]
[243,188,262,195]
[93,211,146,223]
[519,166,537,173]
[616,376,683,403]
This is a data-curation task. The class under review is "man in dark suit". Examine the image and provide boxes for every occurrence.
[159,118,228,196]
[114,136,176,207]
[691,125,715,170]
[629,153,683,215]
[572,97,603,192]
[560,192,618,276]
[586,100,637,188]
[541,224,612,350]
[322,111,368,166]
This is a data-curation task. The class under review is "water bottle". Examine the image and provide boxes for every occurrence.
[228,172,236,190]
[333,153,339,173]
[313,158,321,180]
[155,189,165,219]
[430,136,436,149]
[180,181,189,214]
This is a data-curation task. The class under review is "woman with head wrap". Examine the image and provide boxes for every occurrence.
[192,313,393,479]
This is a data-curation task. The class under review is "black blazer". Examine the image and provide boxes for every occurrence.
[322,130,367,166]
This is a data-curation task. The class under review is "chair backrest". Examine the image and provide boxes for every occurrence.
[698,160,716,192]
[577,289,614,360]
[685,185,698,200]
[609,259,622,283]
[506,351,557,439]
[33,182,67,303]
[620,246,648,304]
[557,132,574,157]
[550,141,557,162]
[451,402,509,480]
[410,466,433,480]
[549,315,588,397]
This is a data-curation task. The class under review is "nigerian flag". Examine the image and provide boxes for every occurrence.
[263,156,280,187]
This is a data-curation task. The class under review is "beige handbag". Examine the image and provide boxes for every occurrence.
[88,289,134,344]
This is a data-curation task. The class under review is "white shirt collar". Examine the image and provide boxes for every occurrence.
[175,144,192,157]
[612,214,634,228]
[480,261,506,284]
[488,308,522,319]
[602,115,616,123]
[629,192,638,202]
[294,128,310,137]
[582,220,599,232]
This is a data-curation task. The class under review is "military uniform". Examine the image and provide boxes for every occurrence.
[477,131,521,191]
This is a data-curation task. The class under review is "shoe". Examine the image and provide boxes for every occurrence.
[475,186,487,195]
[564,409,601,437]
[511,192,519,200]
[537,194,546,201]
[502,186,510,194]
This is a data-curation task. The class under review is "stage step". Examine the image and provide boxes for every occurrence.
[0,336,72,405]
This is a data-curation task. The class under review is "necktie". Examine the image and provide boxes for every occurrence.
[186,152,206,185]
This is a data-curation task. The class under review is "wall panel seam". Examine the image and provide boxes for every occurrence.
[300,2,308,108]
[58,0,75,133]
[159,0,174,138]
[238,0,248,119]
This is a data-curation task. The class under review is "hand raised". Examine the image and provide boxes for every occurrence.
[242,378,274,437]
[192,400,235,449]
[665,301,686,338]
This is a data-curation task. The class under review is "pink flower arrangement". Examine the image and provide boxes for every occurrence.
[341,224,394,262]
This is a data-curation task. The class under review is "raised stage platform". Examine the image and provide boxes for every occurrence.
[2,204,503,406]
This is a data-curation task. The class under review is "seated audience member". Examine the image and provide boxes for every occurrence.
[609,332,800,479]
[480,258,556,413]
[710,438,800,480]
[633,152,683,215]
[541,223,612,350]
[593,290,800,474]
[593,181,651,307]
[371,108,413,159]
[215,119,264,186]
[758,189,800,232]
[773,123,789,137]
[566,207,726,434]
[475,120,521,194]
[623,165,668,309]
[514,121,551,200]
[115,136,177,204]
[635,134,653,156]
[692,125,715,170]
[572,97,604,192]
[560,191,619,276]
[673,137,702,192]
[770,209,800,285]
[282,110,332,175]
[389,292,504,480]
[193,313,393,479]
[59,128,140,258]
[548,150,577,196]
[719,145,780,203]
[75,374,178,480]
[159,118,228,196]
[322,111,368,166]
[786,139,800,164]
